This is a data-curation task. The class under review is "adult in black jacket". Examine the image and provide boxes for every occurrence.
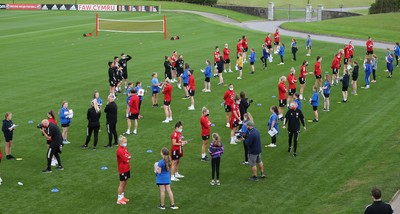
[108,61,117,96]
[239,91,252,121]
[104,95,118,148]
[119,53,132,88]
[364,187,393,214]
[283,102,306,157]
[40,119,63,173]
[164,56,172,80]
[81,99,101,150]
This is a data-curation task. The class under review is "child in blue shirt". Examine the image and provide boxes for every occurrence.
[294,93,302,111]
[134,81,144,117]
[260,44,270,69]
[278,43,285,65]
[151,72,160,107]
[266,106,279,148]
[387,53,394,78]
[182,64,190,98]
[394,42,400,67]
[155,148,178,210]
[201,60,212,92]
[208,133,224,186]
[322,74,331,111]
[249,48,256,74]
[310,85,319,122]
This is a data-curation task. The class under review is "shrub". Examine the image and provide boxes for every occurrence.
[369,0,400,14]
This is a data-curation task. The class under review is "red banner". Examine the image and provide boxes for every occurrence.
[6,4,41,10]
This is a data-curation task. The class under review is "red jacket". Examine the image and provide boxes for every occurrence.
[331,55,341,69]
[223,48,230,60]
[314,61,321,76]
[278,82,287,99]
[117,146,131,174]
[299,65,307,78]
[171,130,183,156]
[274,32,280,43]
[366,40,374,51]
[162,83,172,102]
[128,94,139,114]
[188,74,195,91]
[265,37,272,46]
[224,90,235,106]
[288,74,297,89]
[200,115,211,136]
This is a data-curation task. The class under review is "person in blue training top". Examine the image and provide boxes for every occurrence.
[181,63,190,99]
[322,74,331,111]
[260,44,270,69]
[208,133,224,186]
[155,147,178,210]
[201,60,213,92]
[249,48,256,74]
[394,42,400,67]
[306,35,312,56]
[291,38,298,61]
[93,91,103,110]
[266,106,279,148]
[151,72,161,107]
[309,85,319,122]
[386,53,394,78]
[134,81,144,118]
[278,42,285,65]
[239,112,253,165]
[363,57,372,89]
[59,101,71,144]
[294,93,302,111]
[342,69,350,103]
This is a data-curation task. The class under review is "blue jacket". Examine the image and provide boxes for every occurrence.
[268,113,279,133]
[262,48,270,59]
[204,65,212,78]
[134,86,143,101]
[245,127,262,155]
[306,38,312,47]
[323,80,331,94]
[182,69,189,84]
[365,63,372,73]
[295,98,302,111]
[279,46,285,56]
[59,107,71,125]
[395,45,400,56]
[155,159,171,184]
[249,52,256,63]
[310,92,319,107]
[387,56,394,71]
[208,142,224,158]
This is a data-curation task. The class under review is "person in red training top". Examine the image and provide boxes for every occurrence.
[223,43,232,73]
[331,53,341,85]
[348,41,354,64]
[343,44,351,69]
[264,33,273,54]
[170,121,188,181]
[298,60,309,100]
[223,84,235,128]
[126,89,139,135]
[213,46,221,77]
[314,56,323,90]
[242,35,248,63]
[278,76,287,120]
[229,95,241,145]
[366,36,374,56]
[187,70,196,110]
[116,135,131,205]
[236,38,243,68]
[273,29,280,54]
[162,78,173,123]
[171,51,178,83]
[200,107,212,161]
[287,67,297,105]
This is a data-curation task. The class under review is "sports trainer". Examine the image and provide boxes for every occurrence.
[283,102,306,157]
[40,119,63,173]
[364,187,393,214]
[244,121,265,181]
[104,95,118,148]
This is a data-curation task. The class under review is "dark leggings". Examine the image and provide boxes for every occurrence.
[280,55,284,63]
[372,69,376,80]
[47,146,61,170]
[85,125,100,147]
[396,56,399,66]
[243,141,248,162]
[211,157,221,180]
[271,135,276,145]
[292,48,297,61]
[288,131,299,153]
[107,122,118,146]
[260,57,267,68]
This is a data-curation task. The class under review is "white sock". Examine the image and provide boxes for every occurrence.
[126,129,130,133]
[118,194,123,200]
[278,114,283,119]
[202,153,206,158]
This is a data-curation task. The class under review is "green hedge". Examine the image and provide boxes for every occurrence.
[160,0,217,6]
[369,0,400,14]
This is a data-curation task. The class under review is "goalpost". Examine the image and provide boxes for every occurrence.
[95,13,167,40]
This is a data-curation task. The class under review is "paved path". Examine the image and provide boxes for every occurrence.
[167,8,399,211]
[167,9,393,50]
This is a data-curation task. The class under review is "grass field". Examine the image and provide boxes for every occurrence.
[0,6,400,214]
[217,0,374,9]
[281,12,400,43]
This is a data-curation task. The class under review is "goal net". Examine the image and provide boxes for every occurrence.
[95,14,167,39]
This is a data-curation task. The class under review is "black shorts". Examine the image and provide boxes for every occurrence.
[366,50,373,55]
[224,104,231,112]
[224,59,230,64]
[299,77,306,84]
[165,71,172,79]
[312,106,318,111]
[176,70,183,77]
[344,58,349,65]
[352,76,358,81]
[332,68,339,74]
[171,149,182,160]
[323,93,330,98]
[279,99,287,107]
[267,45,272,49]
[152,89,159,95]
[350,55,354,59]
[61,123,70,128]
[315,75,322,79]
[274,42,279,45]
[237,66,242,70]
[122,71,128,79]
[164,101,171,106]
[119,171,131,181]
[204,77,210,82]
[217,69,223,74]
[128,113,139,120]
[243,47,248,52]
[250,62,254,65]
[288,88,296,95]
[189,90,195,96]
[342,86,349,92]
[4,136,12,142]
[202,135,210,141]
[109,81,115,87]
[183,83,188,87]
